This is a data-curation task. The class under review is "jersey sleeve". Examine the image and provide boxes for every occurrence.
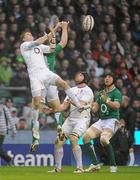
[21,41,37,50]
[40,44,51,53]
[54,44,63,55]
[114,90,122,104]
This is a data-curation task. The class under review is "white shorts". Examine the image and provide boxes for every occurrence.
[40,85,59,103]
[30,70,60,97]
[62,117,90,138]
[46,85,59,102]
[91,118,119,134]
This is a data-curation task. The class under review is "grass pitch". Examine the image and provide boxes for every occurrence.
[0,166,140,180]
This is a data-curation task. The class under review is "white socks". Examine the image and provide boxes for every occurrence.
[72,145,83,168]
[54,112,62,127]
[55,147,63,170]
[65,88,81,108]
[32,109,40,140]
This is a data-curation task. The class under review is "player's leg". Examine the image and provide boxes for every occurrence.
[69,133,84,173]
[29,78,43,152]
[46,86,63,128]
[30,96,41,152]
[100,119,119,172]
[48,119,71,172]
[47,72,81,108]
[69,120,88,173]
[83,120,102,172]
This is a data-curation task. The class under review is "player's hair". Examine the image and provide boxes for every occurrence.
[104,73,115,84]
[75,71,90,84]
[20,30,30,41]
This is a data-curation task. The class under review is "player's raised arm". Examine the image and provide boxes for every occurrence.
[20,31,53,51]
[59,21,69,48]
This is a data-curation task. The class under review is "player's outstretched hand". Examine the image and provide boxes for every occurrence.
[61,21,69,28]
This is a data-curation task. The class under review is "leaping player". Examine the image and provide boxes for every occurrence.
[20,26,83,152]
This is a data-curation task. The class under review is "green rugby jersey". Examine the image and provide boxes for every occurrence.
[96,87,122,120]
[44,44,63,72]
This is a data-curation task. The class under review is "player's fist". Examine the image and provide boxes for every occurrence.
[61,21,69,28]
[101,90,108,103]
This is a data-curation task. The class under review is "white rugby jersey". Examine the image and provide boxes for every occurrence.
[20,41,50,76]
[65,85,94,120]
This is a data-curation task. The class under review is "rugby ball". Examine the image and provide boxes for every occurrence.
[82,15,94,32]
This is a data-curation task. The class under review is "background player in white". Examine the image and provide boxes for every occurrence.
[48,72,94,173]
[20,29,83,152]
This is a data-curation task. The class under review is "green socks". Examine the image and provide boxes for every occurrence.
[84,142,98,165]
[105,143,116,166]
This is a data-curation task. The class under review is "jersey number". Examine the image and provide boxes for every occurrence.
[101,104,107,113]
[34,48,40,54]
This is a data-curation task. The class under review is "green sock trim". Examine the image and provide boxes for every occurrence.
[84,142,98,165]
[32,136,38,143]
[105,143,116,166]
[54,112,62,126]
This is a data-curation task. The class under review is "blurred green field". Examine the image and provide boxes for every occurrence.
[0,166,140,180]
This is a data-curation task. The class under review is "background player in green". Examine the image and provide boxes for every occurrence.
[83,73,122,173]
[43,21,69,130]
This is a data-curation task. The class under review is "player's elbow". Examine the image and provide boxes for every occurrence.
[50,48,55,53]
[112,103,120,110]
[59,41,67,48]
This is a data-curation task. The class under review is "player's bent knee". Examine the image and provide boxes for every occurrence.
[83,133,91,144]
[69,134,78,147]
[33,98,41,110]
[100,135,110,146]
[56,78,69,90]
[83,128,97,144]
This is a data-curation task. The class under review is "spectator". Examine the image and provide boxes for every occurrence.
[111,119,130,165]
[0,57,13,86]
[17,117,28,130]
[121,95,136,164]
[0,100,17,166]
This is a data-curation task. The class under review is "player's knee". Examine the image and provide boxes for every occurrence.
[83,133,91,144]
[33,98,40,110]
[69,134,78,147]
[100,134,110,146]
[56,78,69,90]
[83,128,97,144]
[53,107,61,112]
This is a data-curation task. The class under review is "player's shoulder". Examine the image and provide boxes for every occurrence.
[20,41,30,49]
[71,86,76,91]
[114,87,122,95]
[84,85,93,93]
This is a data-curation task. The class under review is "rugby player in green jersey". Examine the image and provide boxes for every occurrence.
[43,21,68,131]
[83,73,122,173]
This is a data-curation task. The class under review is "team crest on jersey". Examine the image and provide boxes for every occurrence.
[34,48,40,54]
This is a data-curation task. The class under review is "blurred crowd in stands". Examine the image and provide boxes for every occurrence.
[0,0,140,139]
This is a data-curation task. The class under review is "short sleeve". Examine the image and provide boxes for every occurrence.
[20,41,37,50]
[40,44,51,53]
[55,44,63,55]
[114,90,122,104]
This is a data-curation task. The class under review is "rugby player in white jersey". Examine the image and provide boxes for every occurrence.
[48,71,94,173]
[20,28,83,152]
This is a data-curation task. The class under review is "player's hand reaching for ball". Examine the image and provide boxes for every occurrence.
[61,21,69,29]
